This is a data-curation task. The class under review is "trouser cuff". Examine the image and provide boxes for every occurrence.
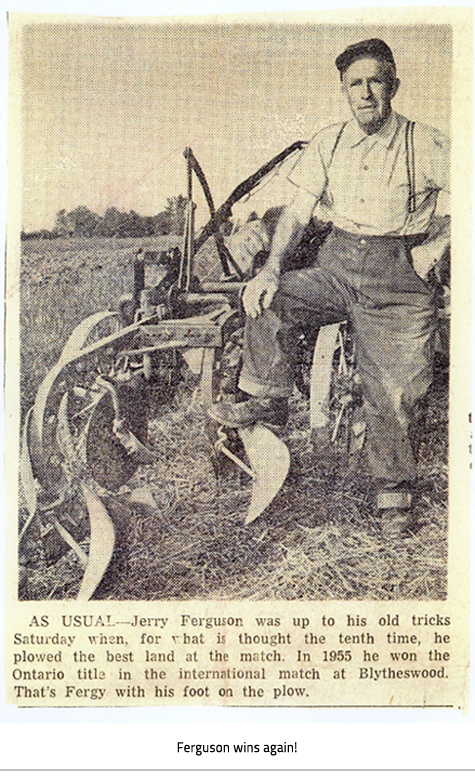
[238,375,293,399]
[377,491,412,510]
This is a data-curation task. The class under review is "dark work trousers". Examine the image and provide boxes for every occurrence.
[239,227,437,490]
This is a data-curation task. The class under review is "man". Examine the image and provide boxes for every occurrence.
[210,38,450,536]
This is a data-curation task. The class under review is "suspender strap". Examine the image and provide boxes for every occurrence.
[328,122,347,168]
[405,119,416,214]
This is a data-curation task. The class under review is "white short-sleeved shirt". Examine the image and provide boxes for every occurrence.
[287,111,450,236]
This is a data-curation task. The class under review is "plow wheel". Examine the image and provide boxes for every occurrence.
[309,321,364,470]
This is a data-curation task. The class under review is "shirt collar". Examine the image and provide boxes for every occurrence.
[346,111,400,149]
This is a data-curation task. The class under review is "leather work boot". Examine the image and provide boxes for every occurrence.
[208,396,289,428]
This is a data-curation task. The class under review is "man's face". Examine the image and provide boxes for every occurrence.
[342,56,399,134]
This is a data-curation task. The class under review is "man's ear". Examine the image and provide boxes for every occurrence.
[390,77,400,100]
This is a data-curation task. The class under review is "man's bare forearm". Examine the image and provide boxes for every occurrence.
[264,190,318,276]
[242,189,317,318]
[265,208,306,275]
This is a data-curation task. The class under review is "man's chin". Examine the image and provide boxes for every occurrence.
[356,113,384,134]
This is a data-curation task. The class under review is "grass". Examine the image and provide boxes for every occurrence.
[19,236,448,601]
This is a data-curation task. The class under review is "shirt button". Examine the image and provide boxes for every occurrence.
[360,198,365,203]
[363,165,369,170]
[360,238,367,245]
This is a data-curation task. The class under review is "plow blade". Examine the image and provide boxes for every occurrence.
[19,408,38,539]
[77,482,115,601]
[238,426,290,524]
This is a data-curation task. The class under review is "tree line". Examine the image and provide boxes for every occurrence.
[21,196,188,240]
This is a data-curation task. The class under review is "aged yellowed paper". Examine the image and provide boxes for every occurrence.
[5,7,471,710]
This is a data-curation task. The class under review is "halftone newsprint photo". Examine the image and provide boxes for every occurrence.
[5,7,472,710]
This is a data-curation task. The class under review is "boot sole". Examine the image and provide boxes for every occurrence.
[207,406,287,429]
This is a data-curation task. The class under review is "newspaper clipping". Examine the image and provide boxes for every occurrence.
[5,7,471,710]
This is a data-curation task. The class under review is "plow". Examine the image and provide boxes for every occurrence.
[20,143,449,600]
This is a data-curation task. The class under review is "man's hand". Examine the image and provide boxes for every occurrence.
[242,267,280,319]
[411,241,440,281]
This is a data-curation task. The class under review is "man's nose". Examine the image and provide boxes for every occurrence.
[361,79,372,99]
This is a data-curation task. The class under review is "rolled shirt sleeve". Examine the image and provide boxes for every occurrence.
[287,126,338,198]
[417,124,450,193]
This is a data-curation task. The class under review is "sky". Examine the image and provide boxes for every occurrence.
[20,20,451,231]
